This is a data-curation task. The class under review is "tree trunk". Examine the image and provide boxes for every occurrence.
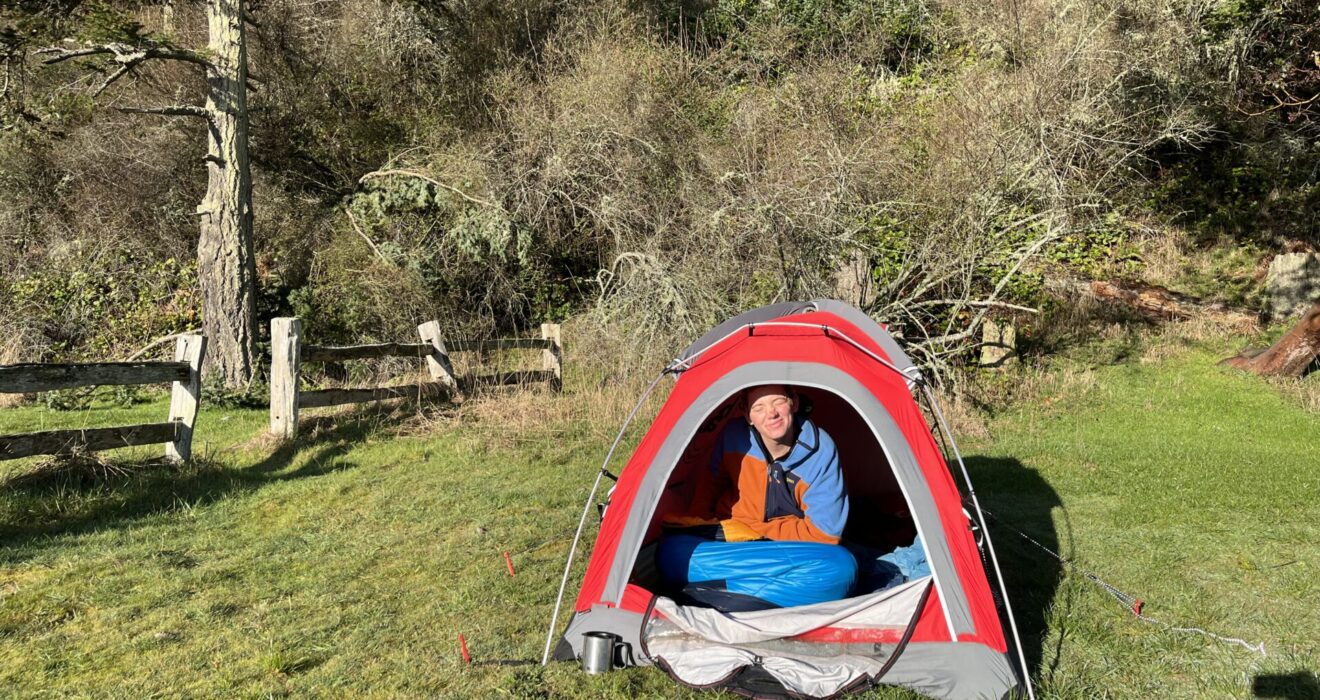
[1221,301,1320,376]
[197,0,257,389]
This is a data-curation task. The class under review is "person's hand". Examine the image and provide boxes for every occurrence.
[662,513,720,528]
[720,519,762,542]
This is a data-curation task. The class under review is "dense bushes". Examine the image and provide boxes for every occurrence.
[0,0,1313,372]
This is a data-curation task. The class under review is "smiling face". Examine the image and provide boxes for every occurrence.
[746,385,797,447]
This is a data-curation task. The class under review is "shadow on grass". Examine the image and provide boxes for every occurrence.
[1253,672,1320,699]
[963,456,1066,688]
[0,408,411,555]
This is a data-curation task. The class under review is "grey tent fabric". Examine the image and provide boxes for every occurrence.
[675,300,918,378]
[875,642,1020,700]
[558,590,1021,700]
[676,301,816,364]
[556,607,648,665]
[651,577,930,645]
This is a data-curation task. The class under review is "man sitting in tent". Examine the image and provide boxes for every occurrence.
[656,384,858,611]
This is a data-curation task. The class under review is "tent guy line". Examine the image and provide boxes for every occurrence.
[980,508,1268,657]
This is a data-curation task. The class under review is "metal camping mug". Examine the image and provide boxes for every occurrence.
[581,631,620,674]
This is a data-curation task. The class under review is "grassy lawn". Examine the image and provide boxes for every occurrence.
[0,340,1316,698]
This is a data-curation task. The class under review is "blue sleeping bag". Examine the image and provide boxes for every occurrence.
[657,535,857,610]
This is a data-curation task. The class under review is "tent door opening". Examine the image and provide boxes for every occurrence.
[631,386,927,598]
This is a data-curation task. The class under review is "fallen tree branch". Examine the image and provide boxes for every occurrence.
[919,223,1063,348]
[914,299,1041,314]
[93,63,132,96]
[1046,278,1260,329]
[345,207,392,265]
[123,330,201,362]
[37,42,212,69]
[1221,301,1320,377]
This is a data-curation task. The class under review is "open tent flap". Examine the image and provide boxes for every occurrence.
[644,577,932,698]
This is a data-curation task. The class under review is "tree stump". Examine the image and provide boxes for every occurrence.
[980,319,1016,367]
[1221,301,1320,377]
[1266,253,1320,322]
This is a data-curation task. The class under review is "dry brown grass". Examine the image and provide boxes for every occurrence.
[1137,227,1195,289]
[1270,374,1320,414]
[962,358,1102,423]
[265,312,681,457]
[1139,313,1261,364]
[929,387,992,440]
[380,315,675,454]
[0,322,38,408]
[0,449,168,487]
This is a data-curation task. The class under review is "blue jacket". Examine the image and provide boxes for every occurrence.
[694,416,849,543]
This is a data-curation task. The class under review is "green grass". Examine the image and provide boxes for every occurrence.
[965,345,1320,699]
[0,343,1317,698]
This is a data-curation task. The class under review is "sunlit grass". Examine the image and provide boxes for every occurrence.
[0,339,1316,698]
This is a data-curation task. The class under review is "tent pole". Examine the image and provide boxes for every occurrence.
[541,467,609,665]
[923,386,1037,700]
[541,370,670,665]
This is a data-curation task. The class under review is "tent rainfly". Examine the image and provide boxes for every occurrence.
[544,300,1034,700]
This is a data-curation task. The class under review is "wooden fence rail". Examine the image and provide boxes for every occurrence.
[269,318,562,438]
[0,335,207,463]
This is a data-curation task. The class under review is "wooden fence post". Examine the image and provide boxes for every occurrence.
[541,323,562,393]
[270,317,302,438]
[166,334,207,463]
[417,320,457,393]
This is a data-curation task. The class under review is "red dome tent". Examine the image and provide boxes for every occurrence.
[544,300,1033,700]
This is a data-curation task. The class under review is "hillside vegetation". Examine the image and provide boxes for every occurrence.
[2,0,1317,376]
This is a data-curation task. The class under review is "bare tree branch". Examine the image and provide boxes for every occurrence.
[345,206,393,265]
[93,64,132,96]
[915,299,1041,314]
[36,42,213,94]
[123,329,201,362]
[358,169,499,209]
[0,59,12,103]
[38,42,212,68]
[917,223,1064,349]
[118,104,213,121]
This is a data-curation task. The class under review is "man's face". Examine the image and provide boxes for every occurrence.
[746,385,796,445]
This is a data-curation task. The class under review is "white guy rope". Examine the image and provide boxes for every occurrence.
[1134,616,1267,656]
[982,507,1268,657]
